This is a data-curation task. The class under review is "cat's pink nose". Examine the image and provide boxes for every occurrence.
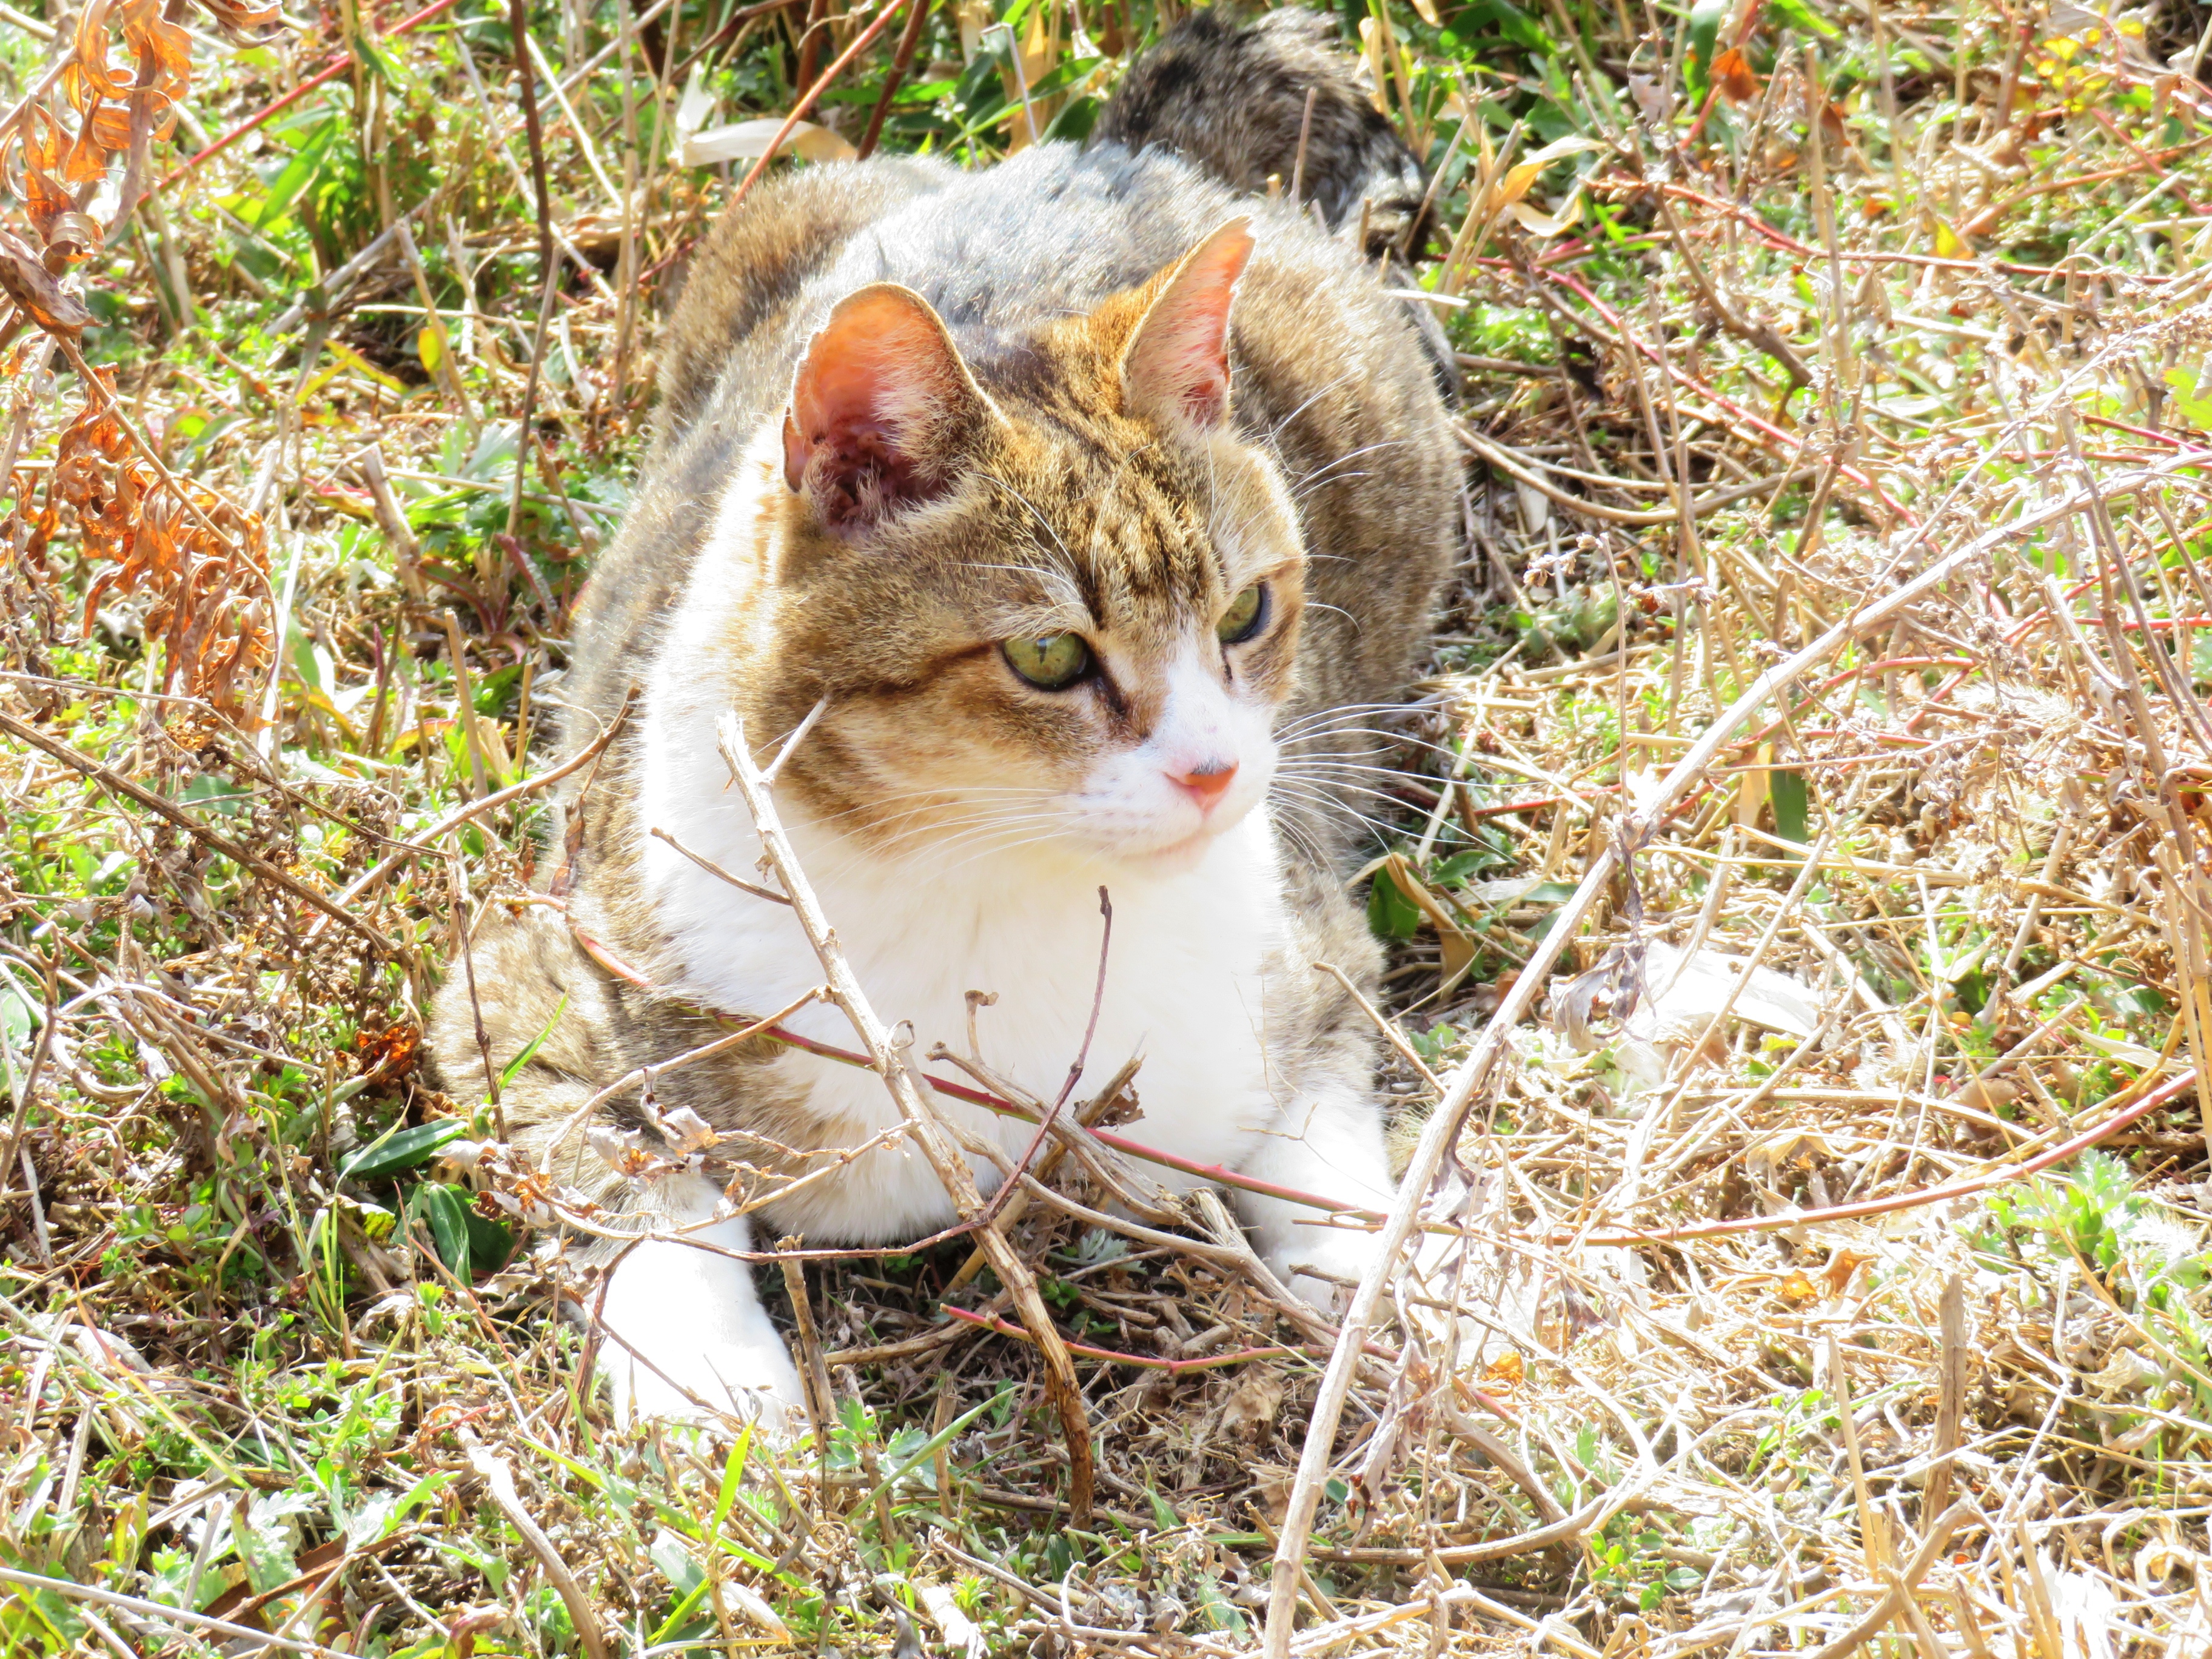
[1170,760,1238,809]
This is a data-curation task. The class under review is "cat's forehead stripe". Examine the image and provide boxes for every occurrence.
[976,410,1223,628]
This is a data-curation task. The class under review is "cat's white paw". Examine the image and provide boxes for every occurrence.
[594,1182,806,1438]
[606,1332,806,1437]
[1272,1223,1382,1315]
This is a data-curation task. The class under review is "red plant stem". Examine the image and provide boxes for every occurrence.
[1544,267,1914,525]
[856,0,933,160]
[946,1301,1426,1386]
[1905,663,1988,734]
[1575,1071,2195,1248]
[2083,414,2212,454]
[156,0,464,192]
[570,939,2180,1294]
[1892,578,2170,737]
[1760,728,1937,748]
[1727,656,1977,753]
[725,0,917,215]
[1459,792,1566,820]
[671,0,808,81]
[1648,181,2193,284]
[568,922,1387,1219]
[759,1024,1386,1220]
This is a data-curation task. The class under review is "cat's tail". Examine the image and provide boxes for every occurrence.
[1094,8,1435,263]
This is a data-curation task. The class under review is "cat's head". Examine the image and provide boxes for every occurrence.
[732,220,1304,874]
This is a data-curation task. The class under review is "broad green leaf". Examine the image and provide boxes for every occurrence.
[244,116,338,230]
[2167,361,2212,431]
[411,1181,474,1275]
[341,1118,468,1182]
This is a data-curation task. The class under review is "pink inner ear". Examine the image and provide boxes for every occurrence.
[782,285,972,529]
[1123,219,1255,429]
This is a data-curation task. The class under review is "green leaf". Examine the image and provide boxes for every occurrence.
[244,116,339,230]
[1024,52,1103,101]
[1463,0,1557,54]
[352,33,403,88]
[1193,1574,1248,1635]
[341,1118,468,1182]
[1765,0,1840,35]
[1686,0,1728,100]
[1041,92,1101,144]
[1770,768,1810,845]
[411,1181,474,1275]
[710,1426,755,1535]
[1367,867,1423,939]
[500,992,568,1090]
[344,1470,453,1549]
[648,1527,706,1596]
[854,1387,1011,1514]
[180,774,251,817]
[463,1207,512,1275]
[2165,361,2212,431]
[0,982,35,1050]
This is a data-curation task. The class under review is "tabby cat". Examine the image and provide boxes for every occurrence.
[428,7,1460,1426]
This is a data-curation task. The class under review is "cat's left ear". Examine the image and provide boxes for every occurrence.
[1121,218,1255,431]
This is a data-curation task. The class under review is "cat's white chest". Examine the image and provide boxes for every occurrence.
[634,705,1290,1242]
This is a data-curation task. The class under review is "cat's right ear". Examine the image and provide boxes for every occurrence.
[782,284,993,535]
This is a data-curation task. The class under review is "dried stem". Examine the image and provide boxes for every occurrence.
[713,711,1096,1523]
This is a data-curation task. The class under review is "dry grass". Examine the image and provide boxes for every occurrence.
[4,0,2212,1653]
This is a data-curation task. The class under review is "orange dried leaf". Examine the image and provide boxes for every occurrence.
[88,102,139,153]
[45,212,107,267]
[45,372,273,721]
[138,16,196,85]
[72,0,129,101]
[21,104,67,170]
[1820,1248,1874,1300]
[62,119,112,184]
[22,164,73,244]
[1712,48,1760,104]
[59,61,102,116]
[0,229,93,337]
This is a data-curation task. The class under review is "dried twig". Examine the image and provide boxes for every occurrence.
[463,1435,609,1659]
[714,711,1096,1522]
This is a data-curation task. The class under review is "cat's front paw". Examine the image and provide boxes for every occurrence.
[606,1330,807,1437]
[1272,1223,1382,1316]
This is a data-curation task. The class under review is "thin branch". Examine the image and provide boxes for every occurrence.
[714,711,1096,1523]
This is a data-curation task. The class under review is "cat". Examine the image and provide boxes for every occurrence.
[426,7,1461,1429]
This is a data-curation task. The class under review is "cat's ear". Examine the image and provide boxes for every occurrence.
[782,284,992,533]
[1121,218,1255,431]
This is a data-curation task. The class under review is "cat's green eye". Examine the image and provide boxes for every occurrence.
[1218,583,1268,643]
[1003,632,1092,689]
